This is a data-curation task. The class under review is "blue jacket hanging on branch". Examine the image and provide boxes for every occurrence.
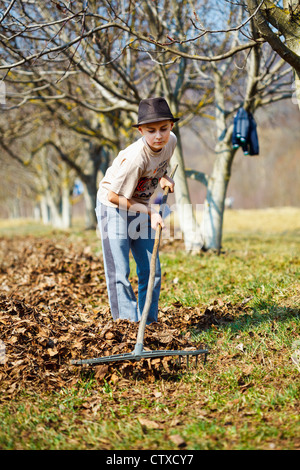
[232,108,259,156]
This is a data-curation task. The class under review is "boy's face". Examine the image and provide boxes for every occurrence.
[138,120,174,152]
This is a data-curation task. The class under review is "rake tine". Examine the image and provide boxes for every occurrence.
[204,351,208,365]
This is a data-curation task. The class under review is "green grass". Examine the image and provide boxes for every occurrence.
[0,209,299,450]
[160,232,298,307]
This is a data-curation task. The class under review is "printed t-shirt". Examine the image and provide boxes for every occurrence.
[98,132,177,208]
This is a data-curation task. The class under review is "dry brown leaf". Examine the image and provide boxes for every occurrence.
[95,365,109,381]
[138,418,163,430]
[169,434,187,447]
[110,373,119,384]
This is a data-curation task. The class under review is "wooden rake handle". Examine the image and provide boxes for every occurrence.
[134,164,178,354]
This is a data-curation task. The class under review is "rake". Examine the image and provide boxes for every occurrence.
[71,164,208,367]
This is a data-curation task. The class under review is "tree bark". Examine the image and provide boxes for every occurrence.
[199,66,235,253]
[199,23,261,253]
[248,0,300,109]
[61,163,72,229]
[81,143,109,230]
[172,129,202,251]
[82,175,98,230]
[200,141,236,252]
[39,195,50,225]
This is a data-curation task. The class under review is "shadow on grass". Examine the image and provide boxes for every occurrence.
[190,298,299,339]
[238,299,299,329]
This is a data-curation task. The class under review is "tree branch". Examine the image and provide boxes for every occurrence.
[247,0,300,74]
[185,168,209,187]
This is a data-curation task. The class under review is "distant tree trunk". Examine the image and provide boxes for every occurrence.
[9,199,21,219]
[38,155,72,229]
[82,175,98,230]
[39,195,50,225]
[45,190,62,228]
[61,169,72,229]
[82,144,109,230]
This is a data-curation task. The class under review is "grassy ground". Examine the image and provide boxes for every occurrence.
[0,208,299,451]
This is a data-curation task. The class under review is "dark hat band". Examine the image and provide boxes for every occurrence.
[132,115,179,128]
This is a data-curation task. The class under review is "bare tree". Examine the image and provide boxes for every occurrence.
[0,0,295,251]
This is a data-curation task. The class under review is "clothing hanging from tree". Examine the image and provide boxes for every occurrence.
[232,107,259,156]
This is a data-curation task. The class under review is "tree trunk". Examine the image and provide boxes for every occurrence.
[199,66,236,253]
[200,141,236,252]
[61,184,71,229]
[60,162,72,229]
[82,144,110,230]
[199,27,260,253]
[289,37,300,110]
[82,175,98,230]
[280,1,300,110]
[172,129,202,251]
[40,195,50,225]
[45,190,63,229]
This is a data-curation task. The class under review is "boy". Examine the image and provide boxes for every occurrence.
[96,97,178,324]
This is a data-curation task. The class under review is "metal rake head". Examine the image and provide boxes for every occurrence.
[71,347,208,366]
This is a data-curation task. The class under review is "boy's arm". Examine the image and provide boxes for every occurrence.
[108,191,165,230]
[108,191,148,214]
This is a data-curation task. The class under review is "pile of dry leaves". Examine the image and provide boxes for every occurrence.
[0,236,250,394]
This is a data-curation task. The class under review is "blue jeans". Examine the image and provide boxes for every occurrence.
[96,201,161,323]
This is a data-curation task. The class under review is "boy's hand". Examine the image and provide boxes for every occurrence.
[160,175,175,193]
[149,210,165,231]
